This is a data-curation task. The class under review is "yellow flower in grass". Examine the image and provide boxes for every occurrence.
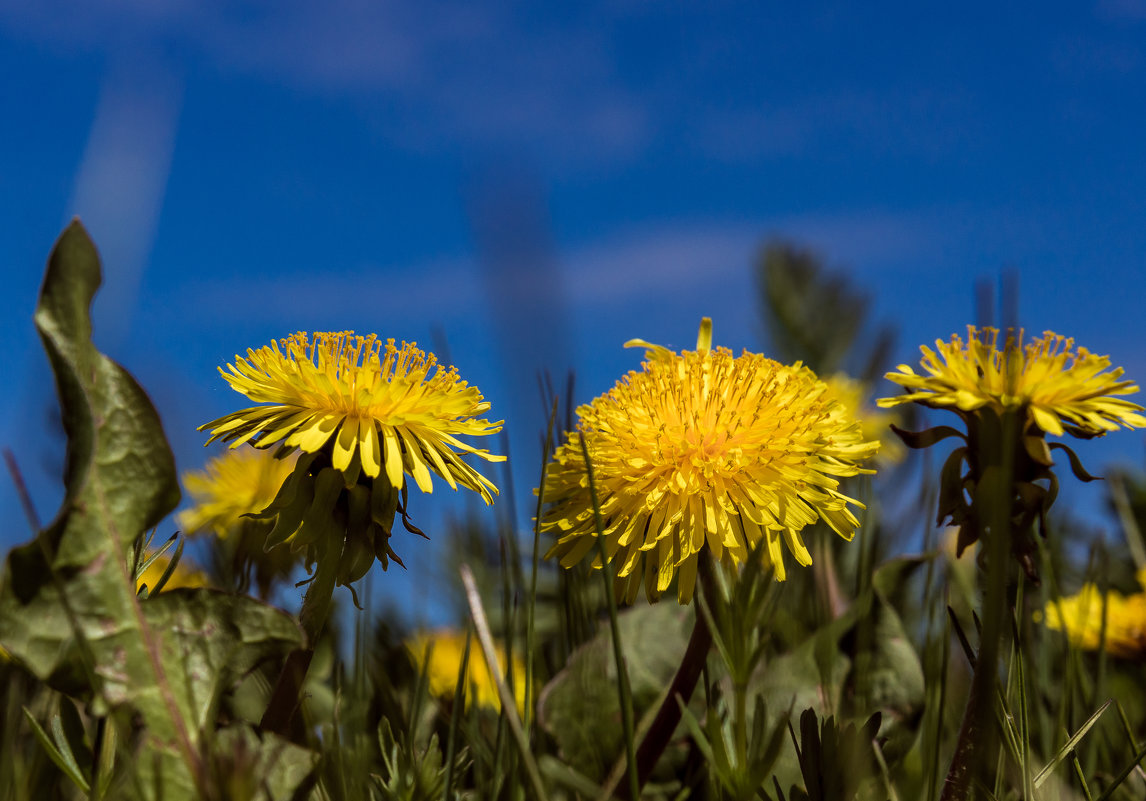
[180,447,298,536]
[540,319,880,604]
[878,327,1146,437]
[199,332,504,587]
[1041,569,1146,659]
[180,447,303,595]
[878,327,1146,573]
[406,631,526,716]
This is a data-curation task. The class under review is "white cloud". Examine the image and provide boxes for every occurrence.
[169,209,934,328]
[69,59,182,345]
[0,0,651,164]
[561,211,935,304]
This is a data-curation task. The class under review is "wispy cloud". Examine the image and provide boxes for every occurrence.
[561,211,936,304]
[171,209,935,328]
[67,57,182,344]
[0,0,650,163]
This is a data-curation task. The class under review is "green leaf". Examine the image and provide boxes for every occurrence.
[537,603,692,781]
[0,222,303,799]
[204,724,319,801]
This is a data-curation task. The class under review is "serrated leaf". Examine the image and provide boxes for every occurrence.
[0,223,302,800]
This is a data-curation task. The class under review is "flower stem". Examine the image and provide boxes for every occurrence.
[259,548,339,736]
[941,411,1018,800]
[612,609,712,800]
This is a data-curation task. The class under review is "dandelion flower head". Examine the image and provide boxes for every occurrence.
[179,447,298,538]
[199,332,504,586]
[879,327,1146,438]
[201,332,504,500]
[541,319,880,604]
[1041,569,1146,659]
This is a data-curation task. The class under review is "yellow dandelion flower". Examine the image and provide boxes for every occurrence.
[878,327,1146,438]
[179,447,303,595]
[1041,570,1146,659]
[406,630,526,716]
[135,552,208,595]
[822,372,904,466]
[879,327,1146,575]
[180,447,298,537]
[201,332,503,498]
[540,319,880,605]
[198,332,504,586]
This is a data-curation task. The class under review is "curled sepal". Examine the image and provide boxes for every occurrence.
[936,447,970,529]
[890,423,966,451]
[1049,442,1102,483]
[248,451,319,523]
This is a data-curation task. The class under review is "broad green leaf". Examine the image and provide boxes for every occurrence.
[204,724,318,800]
[0,222,303,799]
[537,602,692,781]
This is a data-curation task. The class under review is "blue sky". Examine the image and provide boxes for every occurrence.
[3,2,1146,617]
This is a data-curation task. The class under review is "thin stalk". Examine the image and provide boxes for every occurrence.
[259,548,339,735]
[734,677,748,775]
[460,565,548,801]
[526,399,559,737]
[578,438,640,801]
[441,629,471,801]
[941,410,1018,801]
[607,579,713,800]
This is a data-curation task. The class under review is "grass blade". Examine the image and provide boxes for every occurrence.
[1033,701,1110,790]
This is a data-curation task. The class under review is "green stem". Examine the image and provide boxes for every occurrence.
[259,549,339,736]
[612,579,713,800]
[734,678,749,774]
[941,411,1018,801]
[579,438,641,801]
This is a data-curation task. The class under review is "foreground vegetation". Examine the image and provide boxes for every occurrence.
[3,223,1146,800]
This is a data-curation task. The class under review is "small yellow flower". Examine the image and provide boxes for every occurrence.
[822,372,904,466]
[198,332,505,586]
[878,327,1146,437]
[179,447,302,595]
[406,630,526,716]
[180,447,298,537]
[540,319,880,604]
[1042,569,1146,659]
[135,552,208,595]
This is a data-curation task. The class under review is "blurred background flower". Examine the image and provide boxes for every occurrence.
[1041,568,1146,659]
[405,629,526,716]
[179,447,301,597]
